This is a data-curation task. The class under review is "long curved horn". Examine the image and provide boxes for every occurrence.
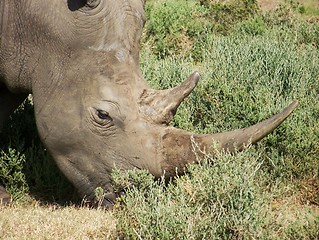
[158,100,298,177]
[201,100,299,152]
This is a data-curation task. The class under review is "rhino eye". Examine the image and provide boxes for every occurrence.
[97,110,109,120]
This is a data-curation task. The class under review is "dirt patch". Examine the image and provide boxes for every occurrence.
[299,177,319,206]
[258,0,282,12]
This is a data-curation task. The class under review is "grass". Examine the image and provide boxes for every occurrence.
[0,0,319,239]
[299,0,319,16]
[258,0,319,15]
[0,203,116,239]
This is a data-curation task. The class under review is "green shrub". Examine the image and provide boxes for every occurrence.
[262,0,304,27]
[143,0,212,60]
[0,148,28,200]
[199,0,260,34]
[234,16,267,36]
[114,150,265,239]
[114,149,319,239]
[296,22,319,47]
[0,99,77,203]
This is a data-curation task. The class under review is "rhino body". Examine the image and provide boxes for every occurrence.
[0,0,297,206]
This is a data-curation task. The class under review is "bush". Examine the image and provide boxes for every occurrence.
[0,148,28,200]
[114,149,319,239]
[143,0,261,60]
[234,16,267,36]
[143,0,212,60]
[199,0,260,34]
[262,0,304,27]
[0,99,77,203]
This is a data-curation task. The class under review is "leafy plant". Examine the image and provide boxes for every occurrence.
[143,0,212,60]
[199,0,260,34]
[0,99,77,203]
[235,16,267,36]
[114,149,319,239]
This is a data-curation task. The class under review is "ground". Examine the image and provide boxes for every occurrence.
[258,0,281,11]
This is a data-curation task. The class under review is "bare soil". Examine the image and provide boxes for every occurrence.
[258,0,282,12]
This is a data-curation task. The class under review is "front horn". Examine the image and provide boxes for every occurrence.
[158,100,298,177]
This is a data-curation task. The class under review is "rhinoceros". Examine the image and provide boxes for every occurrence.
[0,0,298,206]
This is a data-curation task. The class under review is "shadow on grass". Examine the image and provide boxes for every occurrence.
[0,98,80,205]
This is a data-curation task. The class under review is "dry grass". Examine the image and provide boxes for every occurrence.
[0,203,116,239]
[258,0,319,14]
[268,194,319,238]
[0,193,318,239]
[258,0,282,12]
[271,200,319,227]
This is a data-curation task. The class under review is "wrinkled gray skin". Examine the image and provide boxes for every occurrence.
[0,0,298,206]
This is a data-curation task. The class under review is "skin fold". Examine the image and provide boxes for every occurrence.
[0,0,297,206]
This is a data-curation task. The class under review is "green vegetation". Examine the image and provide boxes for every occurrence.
[0,99,77,203]
[1,0,319,238]
[298,0,319,16]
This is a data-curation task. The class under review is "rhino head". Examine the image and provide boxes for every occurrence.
[0,0,297,206]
